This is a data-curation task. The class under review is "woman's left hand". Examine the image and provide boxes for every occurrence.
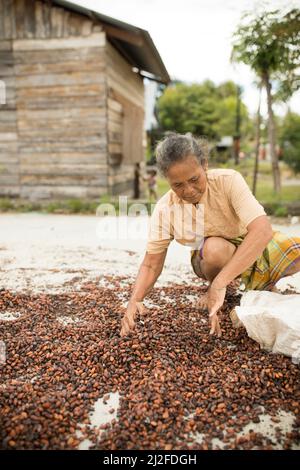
[207,285,226,337]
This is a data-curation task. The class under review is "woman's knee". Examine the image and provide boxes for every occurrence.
[202,236,236,265]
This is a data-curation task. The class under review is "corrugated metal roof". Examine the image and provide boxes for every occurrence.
[52,0,170,84]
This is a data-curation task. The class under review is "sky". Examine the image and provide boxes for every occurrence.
[74,0,300,118]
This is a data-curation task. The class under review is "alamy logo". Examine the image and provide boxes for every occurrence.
[95,196,205,249]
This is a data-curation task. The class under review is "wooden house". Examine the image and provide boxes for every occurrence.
[0,0,169,200]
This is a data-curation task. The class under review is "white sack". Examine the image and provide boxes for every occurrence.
[235,290,300,362]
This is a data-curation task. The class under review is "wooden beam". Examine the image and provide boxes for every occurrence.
[102,24,143,46]
[13,32,105,50]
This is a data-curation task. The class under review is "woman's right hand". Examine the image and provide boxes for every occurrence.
[120,300,145,337]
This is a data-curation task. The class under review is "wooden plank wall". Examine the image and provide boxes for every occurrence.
[0,0,110,200]
[0,39,19,196]
[106,41,145,195]
[15,35,108,200]
[0,0,148,200]
[0,0,96,39]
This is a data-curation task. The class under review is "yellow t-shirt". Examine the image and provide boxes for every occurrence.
[146,169,266,254]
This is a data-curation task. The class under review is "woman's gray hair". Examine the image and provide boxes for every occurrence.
[155,132,209,176]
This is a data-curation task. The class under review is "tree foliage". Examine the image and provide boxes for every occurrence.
[231,7,300,192]
[156,80,251,141]
[231,8,300,92]
[279,112,300,174]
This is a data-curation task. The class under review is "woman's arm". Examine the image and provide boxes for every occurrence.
[120,250,167,336]
[207,215,273,336]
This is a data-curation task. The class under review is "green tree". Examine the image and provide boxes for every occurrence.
[157,80,251,143]
[212,95,251,141]
[279,112,300,174]
[273,9,300,102]
[157,80,219,138]
[232,8,300,193]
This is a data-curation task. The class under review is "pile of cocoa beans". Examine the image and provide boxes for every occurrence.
[0,280,299,450]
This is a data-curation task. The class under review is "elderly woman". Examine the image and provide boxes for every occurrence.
[120,133,300,337]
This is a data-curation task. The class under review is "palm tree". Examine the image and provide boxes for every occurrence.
[252,84,262,196]
[232,8,300,193]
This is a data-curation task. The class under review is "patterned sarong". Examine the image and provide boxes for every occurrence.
[191,230,300,291]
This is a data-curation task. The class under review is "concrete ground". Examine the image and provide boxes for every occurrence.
[0,213,299,449]
[0,213,299,294]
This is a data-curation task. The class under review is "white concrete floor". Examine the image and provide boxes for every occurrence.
[0,213,299,293]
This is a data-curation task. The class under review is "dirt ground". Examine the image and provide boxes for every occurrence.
[0,213,299,450]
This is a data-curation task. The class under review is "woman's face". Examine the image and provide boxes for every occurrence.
[166,155,207,204]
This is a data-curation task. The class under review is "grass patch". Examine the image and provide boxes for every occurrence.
[157,179,171,198]
[0,198,42,212]
[44,199,101,214]
[0,198,15,211]
[0,198,101,214]
[254,184,300,204]
[214,158,291,176]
